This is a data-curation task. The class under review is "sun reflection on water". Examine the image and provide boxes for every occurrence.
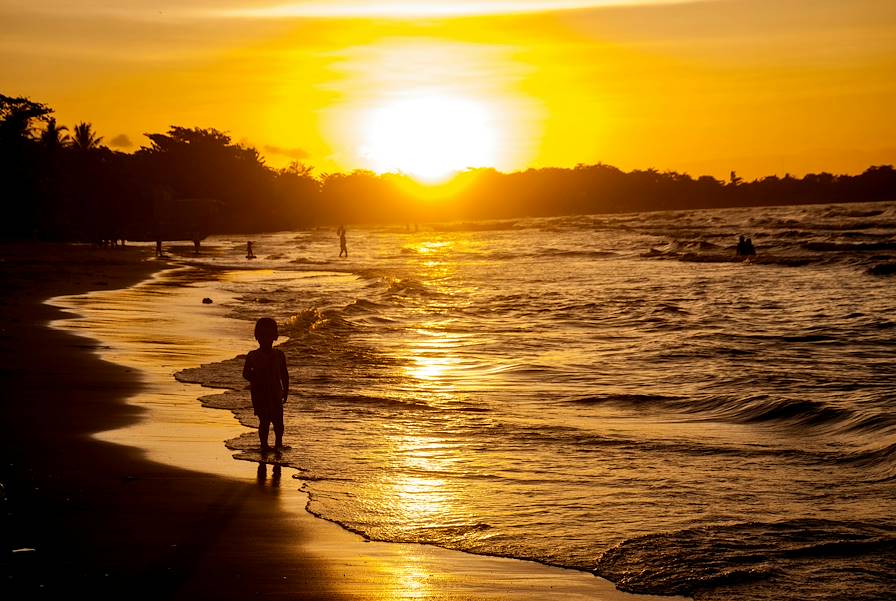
[393,565,429,599]
[382,434,461,530]
[414,240,452,254]
[403,326,472,386]
[392,475,450,520]
[407,351,463,382]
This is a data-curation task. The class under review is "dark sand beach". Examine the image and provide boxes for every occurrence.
[0,242,676,601]
[0,243,342,599]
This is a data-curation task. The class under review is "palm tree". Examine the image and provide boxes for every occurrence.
[40,118,69,150]
[71,121,103,150]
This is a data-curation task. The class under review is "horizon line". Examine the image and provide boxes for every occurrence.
[291,162,895,184]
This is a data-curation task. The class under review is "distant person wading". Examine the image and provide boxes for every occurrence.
[736,235,756,257]
[337,224,348,258]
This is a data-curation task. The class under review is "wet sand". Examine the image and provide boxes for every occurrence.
[0,242,682,600]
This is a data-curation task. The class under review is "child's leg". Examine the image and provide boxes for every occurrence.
[259,418,271,450]
[273,411,285,449]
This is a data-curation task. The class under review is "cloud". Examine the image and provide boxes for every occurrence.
[264,144,311,160]
[215,1,688,19]
[109,133,134,148]
[1,1,692,22]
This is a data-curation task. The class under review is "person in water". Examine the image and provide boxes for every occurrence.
[246,240,256,259]
[337,224,348,258]
[736,235,756,257]
[242,317,289,453]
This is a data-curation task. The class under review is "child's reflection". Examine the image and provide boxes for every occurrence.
[256,462,281,488]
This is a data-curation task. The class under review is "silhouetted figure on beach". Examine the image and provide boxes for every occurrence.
[242,317,289,454]
[337,224,348,257]
[246,240,256,259]
[155,238,163,257]
[736,235,756,257]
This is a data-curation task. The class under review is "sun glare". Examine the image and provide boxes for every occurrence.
[360,92,498,183]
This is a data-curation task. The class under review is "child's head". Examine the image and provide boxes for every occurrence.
[254,317,278,345]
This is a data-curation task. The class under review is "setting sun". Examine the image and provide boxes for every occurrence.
[359,92,499,182]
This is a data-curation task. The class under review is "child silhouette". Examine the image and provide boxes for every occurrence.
[242,318,289,454]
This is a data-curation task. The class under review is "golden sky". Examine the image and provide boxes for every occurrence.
[1,0,894,180]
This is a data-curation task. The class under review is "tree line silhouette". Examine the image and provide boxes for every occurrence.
[2,93,894,242]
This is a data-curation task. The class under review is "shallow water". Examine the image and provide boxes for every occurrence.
[50,269,684,601]
[175,201,896,600]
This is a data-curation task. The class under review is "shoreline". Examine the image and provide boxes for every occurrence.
[0,243,349,599]
[0,241,683,600]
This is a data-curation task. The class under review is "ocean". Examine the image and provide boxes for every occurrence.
[172,201,896,601]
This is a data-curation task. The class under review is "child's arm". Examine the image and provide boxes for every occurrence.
[242,352,254,382]
[279,350,289,403]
